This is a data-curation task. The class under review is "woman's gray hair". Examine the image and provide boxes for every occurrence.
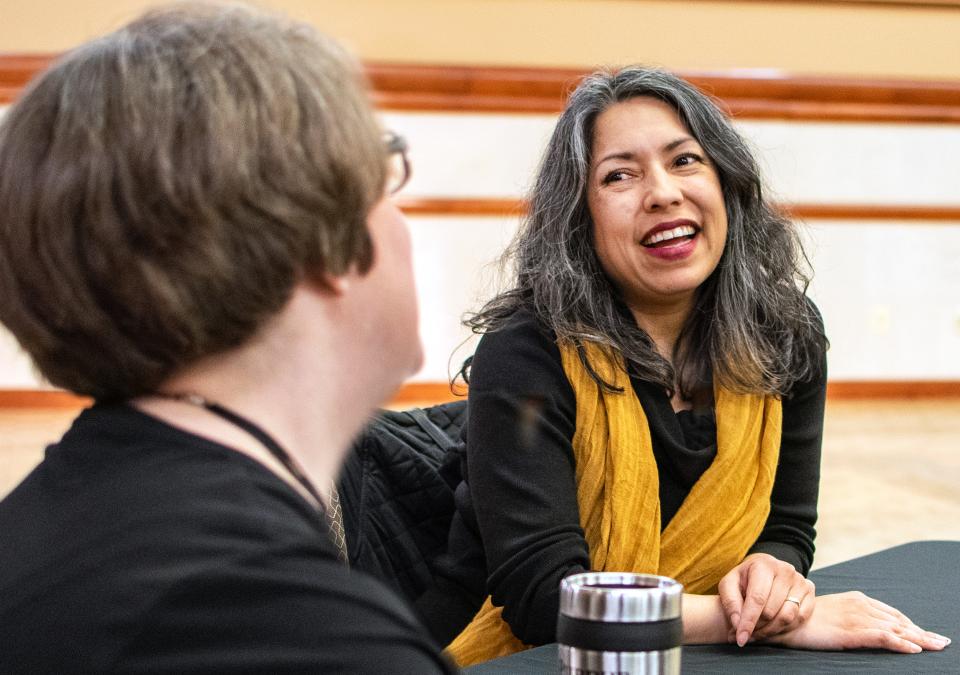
[466,66,826,397]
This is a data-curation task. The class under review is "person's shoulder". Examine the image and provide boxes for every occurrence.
[470,307,567,393]
[115,547,456,673]
[0,401,328,596]
[476,307,554,350]
[473,307,559,363]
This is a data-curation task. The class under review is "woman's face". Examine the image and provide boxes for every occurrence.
[586,96,727,316]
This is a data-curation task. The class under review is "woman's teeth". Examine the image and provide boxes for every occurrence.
[642,225,696,247]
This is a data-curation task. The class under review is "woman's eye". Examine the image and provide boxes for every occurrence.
[674,152,704,168]
[601,170,631,185]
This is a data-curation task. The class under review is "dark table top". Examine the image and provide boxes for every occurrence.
[465,540,959,674]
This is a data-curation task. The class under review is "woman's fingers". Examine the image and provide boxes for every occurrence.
[858,628,923,654]
[835,592,952,652]
[750,588,795,639]
[735,566,774,646]
[717,570,746,630]
[860,595,952,649]
[854,625,951,653]
[751,579,816,639]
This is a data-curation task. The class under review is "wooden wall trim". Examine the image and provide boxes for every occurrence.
[387,382,466,405]
[0,54,55,104]
[826,381,960,398]
[399,197,960,222]
[398,197,524,217]
[2,54,959,123]
[782,204,960,221]
[715,0,960,8]
[1,381,957,409]
[0,390,92,408]
[368,64,960,123]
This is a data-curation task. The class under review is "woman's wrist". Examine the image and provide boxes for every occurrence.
[681,594,730,645]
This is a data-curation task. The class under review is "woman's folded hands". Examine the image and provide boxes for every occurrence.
[718,552,815,646]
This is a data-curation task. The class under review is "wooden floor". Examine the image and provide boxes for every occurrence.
[1,398,958,569]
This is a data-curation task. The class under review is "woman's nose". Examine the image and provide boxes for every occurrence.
[642,167,683,212]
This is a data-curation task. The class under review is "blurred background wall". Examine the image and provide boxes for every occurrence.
[1,0,959,400]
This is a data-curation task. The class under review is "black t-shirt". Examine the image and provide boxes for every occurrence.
[433,309,826,646]
[0,403,457,674]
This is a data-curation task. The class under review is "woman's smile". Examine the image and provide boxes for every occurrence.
[640,219,700,260]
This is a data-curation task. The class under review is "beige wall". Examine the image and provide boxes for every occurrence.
[2,0,960,80]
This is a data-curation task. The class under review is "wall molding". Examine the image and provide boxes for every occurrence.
[388,382,467,405]
[2,54,960,123]
[715,0,960,8]
[825,381,960,398]
[398,197,525,217]
[367,63,960,123]
[0,390,92,408]
[1,381,957,409]
[0,54,54,104]
[779,204,960,221]
[398,197,960,222]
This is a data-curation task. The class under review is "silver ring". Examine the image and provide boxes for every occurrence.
[785,596,802,607]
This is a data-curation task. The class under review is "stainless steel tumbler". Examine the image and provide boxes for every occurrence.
[558,572,683,675]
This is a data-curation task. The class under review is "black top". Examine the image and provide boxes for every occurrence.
[0,403,456,674]
[452,309,826,646]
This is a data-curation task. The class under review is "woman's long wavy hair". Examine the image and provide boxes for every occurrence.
[465,67,827,398]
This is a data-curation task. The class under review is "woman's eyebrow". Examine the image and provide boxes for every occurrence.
[595,150,635,166]
[595,136,698,168]
[663,136,697,152]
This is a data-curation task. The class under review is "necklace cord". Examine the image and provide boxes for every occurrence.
[154,393,349,567]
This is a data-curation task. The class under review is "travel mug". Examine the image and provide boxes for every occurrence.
[558,572,683,675]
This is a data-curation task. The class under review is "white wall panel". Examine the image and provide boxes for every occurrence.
[739,121,960,206]
[380,112,556,198]
[407,215,520,382]
[805,221,960,379]
[383,111,960,206]
[0,329,44,387]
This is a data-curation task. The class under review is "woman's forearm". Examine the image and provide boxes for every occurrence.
[681,594,730,645]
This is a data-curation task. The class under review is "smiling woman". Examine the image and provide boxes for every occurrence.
[421,67,951,666]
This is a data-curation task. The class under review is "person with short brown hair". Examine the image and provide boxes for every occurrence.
[0,3,453,673]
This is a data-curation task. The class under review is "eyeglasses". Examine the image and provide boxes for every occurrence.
[384,131,411,195]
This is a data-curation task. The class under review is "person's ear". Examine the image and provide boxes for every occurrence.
[305,270,350,296]
[323,274,350,296]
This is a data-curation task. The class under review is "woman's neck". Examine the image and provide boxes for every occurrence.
[628,301,692,364]
[627,296,699,413]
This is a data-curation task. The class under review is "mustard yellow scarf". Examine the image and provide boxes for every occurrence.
[447,340,782,666]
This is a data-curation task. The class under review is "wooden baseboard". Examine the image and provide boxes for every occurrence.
[0,390,92,408]
[826,380,960,398]
[1,381,957,409]
[387,381,466,405]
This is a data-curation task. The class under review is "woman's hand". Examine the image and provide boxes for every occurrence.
[763,591,951,653]
[717,552,815,646]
